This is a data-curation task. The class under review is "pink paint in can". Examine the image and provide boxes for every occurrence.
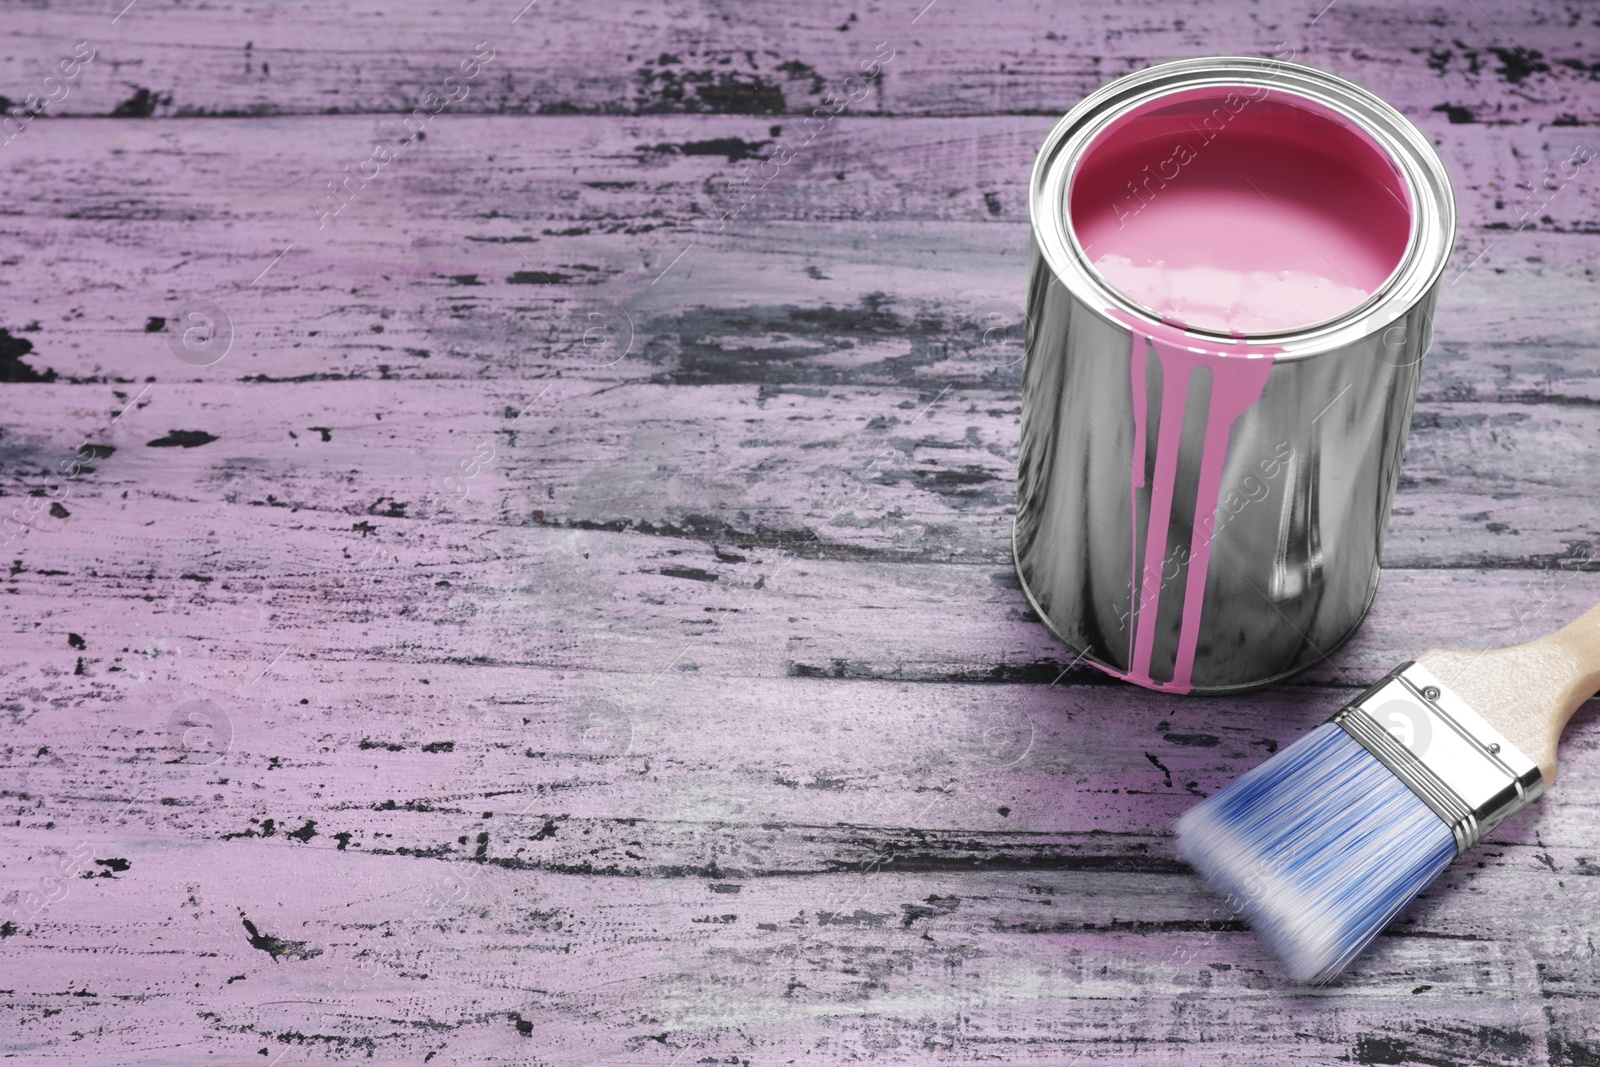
[1016,58,1456,693]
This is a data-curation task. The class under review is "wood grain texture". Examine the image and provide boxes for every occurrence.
[3,0,1599,123]
[1421,601,1600,783]
[2,1,1600,1064]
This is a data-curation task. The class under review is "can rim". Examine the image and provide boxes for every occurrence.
[1030,56,1457,359]
[1066,83,1419,339]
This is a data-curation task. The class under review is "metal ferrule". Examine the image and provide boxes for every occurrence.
[1330,661,1544,853]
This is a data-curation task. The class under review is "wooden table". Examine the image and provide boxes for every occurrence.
[3,2,1598,1062]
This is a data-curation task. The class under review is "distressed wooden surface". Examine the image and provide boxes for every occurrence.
[3,1,1600,1064]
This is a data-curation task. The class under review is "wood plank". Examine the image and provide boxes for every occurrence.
[1,380,1597,568]
[2,0,1597,124]
[1,474,1599,676]
[1,793,1596,1061]
[4,644,1600,851]
[5,517,1600,870]
[0,116,1596,403]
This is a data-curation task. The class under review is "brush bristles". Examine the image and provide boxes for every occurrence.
[1177,723,1458,983]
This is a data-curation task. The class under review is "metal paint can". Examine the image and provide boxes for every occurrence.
[1016,56,1456,694]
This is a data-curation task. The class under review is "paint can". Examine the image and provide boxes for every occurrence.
[1016,56,1455,694]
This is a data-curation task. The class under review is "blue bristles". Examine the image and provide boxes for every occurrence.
[1177,722,1459,983]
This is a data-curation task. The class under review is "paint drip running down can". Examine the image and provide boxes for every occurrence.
[1016,57,1456,694]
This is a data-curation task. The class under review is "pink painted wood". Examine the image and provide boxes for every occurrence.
[1,1,1599,1063]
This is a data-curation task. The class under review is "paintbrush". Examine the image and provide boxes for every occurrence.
[1176,602,1600,983]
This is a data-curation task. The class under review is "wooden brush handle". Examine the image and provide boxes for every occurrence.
[1417,601,1600,785]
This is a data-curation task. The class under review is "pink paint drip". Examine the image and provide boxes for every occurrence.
[1126,338,1195,685]
[1125,342,1147,669]
[1117,317,1279,692]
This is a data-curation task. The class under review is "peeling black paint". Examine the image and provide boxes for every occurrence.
[0,329,54,383]
[635,54,786,114]
[221,817,276,840]
[506,270,571,285]
[1355,1024,1532,1067]
[658,565,718,582]
[640,136,773,162]
[111,87,172,118]
[647,294,975,389]
[146,430,218,448]
[900,894,960,927]
[1163,732,1221,747]
[240,911,323,961]
[1488,46,1549,84]
[1144,752,1173,788]
[786,657,1108,686]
